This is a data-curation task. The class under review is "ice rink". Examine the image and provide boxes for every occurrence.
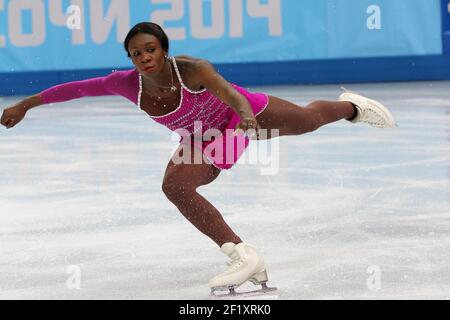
[1,81,449,299]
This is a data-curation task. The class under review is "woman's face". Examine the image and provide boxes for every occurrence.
[127,33,167,77]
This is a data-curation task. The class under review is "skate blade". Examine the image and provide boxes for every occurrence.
[210,285,279,300]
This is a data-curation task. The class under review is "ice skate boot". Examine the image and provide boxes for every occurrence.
[339,87,397,128]
[209,242,277,297]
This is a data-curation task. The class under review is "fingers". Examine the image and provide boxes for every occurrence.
[245,127,260,139]
[1,107,24,129]
[233,117,261,139]
[233,128,245,136]
[3,118,15,129]
[0,113,6,127]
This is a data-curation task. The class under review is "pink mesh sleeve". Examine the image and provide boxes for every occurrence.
[38,76,114,104]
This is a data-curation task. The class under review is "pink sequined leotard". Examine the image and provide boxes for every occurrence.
[39,57,269,170]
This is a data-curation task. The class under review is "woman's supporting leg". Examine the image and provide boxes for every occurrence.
[255,96,356,139]
[162,143,242,247]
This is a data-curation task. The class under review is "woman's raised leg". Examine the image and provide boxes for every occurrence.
[255,96,356,139]
[161,143,242,247]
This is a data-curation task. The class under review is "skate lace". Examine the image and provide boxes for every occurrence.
[225,257,245,272]
[360,108,386,127]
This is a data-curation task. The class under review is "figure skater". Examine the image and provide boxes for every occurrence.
[1,22,396,295]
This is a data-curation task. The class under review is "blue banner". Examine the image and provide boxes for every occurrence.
[0,0,443,73]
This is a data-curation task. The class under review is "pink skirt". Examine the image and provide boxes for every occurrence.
[185,85,269,170]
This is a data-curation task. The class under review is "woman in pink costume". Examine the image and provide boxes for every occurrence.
[1,22,396,295]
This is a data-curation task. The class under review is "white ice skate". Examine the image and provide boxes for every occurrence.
[209,242,277,298]
[339,87,397,128]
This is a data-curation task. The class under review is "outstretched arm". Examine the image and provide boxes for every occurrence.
[1,73,118,129]
[38,76,114,105]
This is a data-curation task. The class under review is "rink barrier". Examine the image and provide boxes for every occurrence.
[1,54,450,96]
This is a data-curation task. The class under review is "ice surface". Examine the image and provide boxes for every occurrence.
[0,81,449,299]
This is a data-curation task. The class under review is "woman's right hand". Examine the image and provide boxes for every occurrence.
[1,104,27,129]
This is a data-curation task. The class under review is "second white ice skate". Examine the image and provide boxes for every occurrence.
[339,87,397,128]
[208,242,277,297]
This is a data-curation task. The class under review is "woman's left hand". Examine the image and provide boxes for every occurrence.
[233,116,261,139]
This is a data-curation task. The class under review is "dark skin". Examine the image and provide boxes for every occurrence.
[0,32,356,247]
[128,33,259,133]
[126,33,355,246]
